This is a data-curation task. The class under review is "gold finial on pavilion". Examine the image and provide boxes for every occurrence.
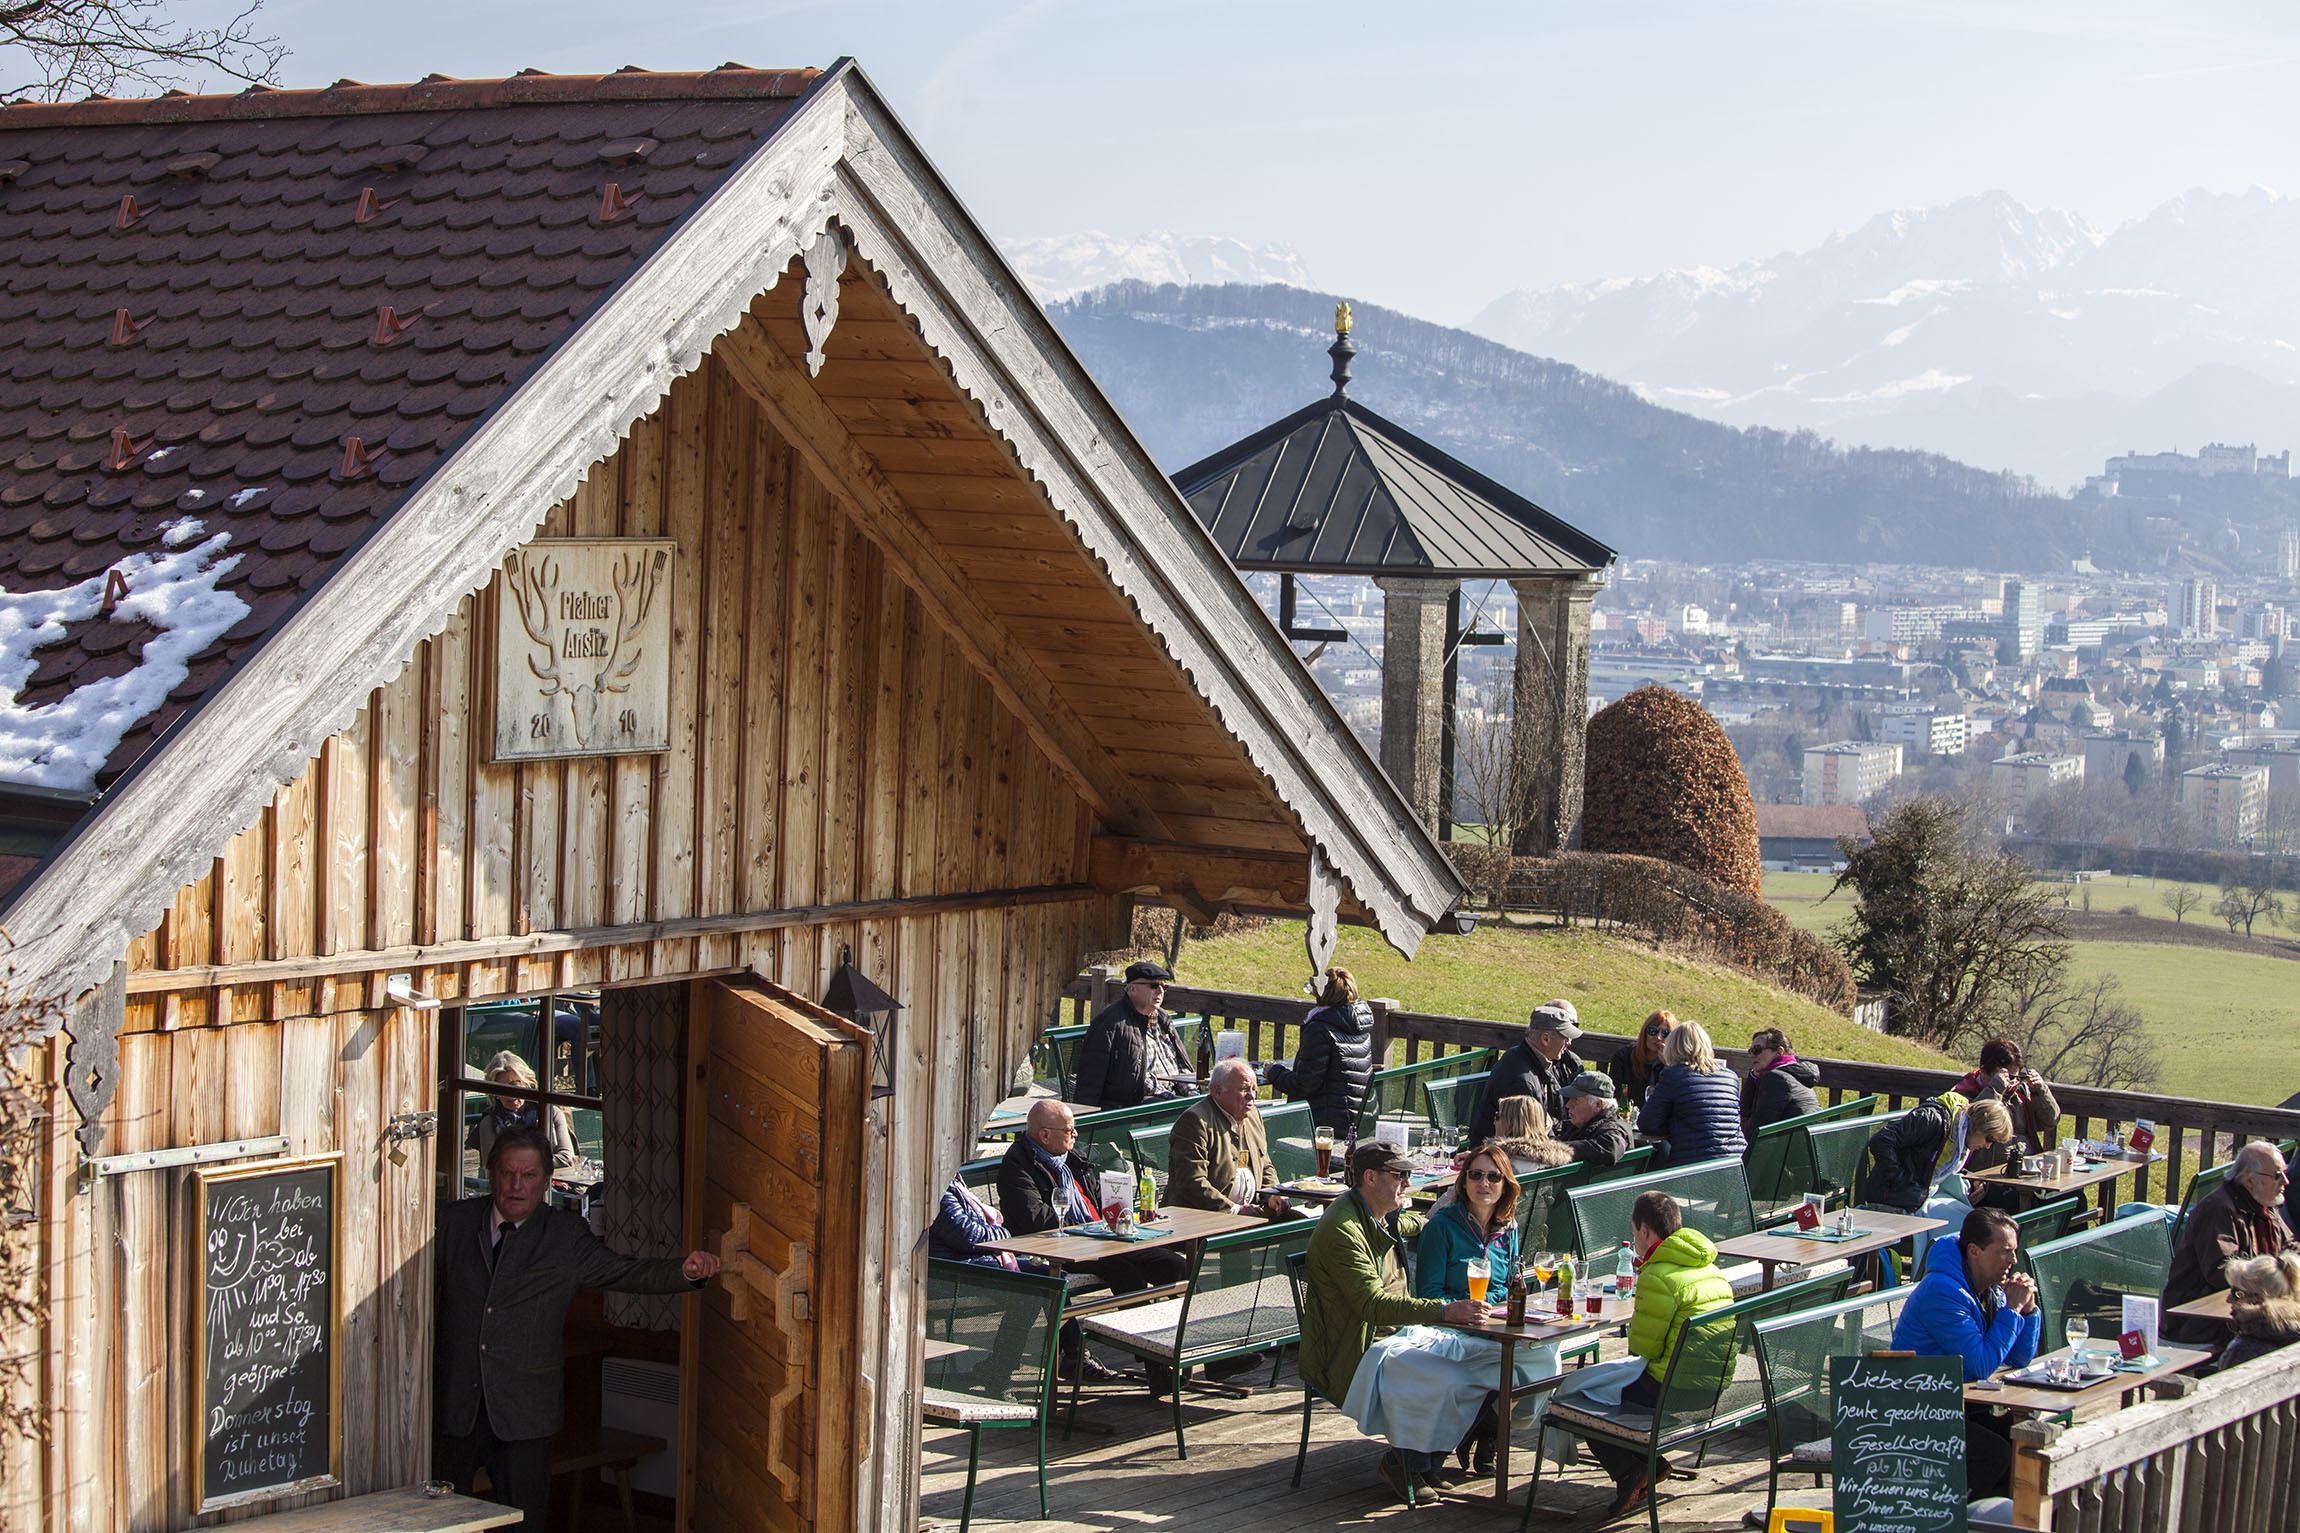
[1328,304,1358,398]
[1335,302,1353,337]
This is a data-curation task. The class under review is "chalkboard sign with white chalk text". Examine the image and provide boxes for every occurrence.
[1830,1353,1968,1533]
[192,1155,341,1511]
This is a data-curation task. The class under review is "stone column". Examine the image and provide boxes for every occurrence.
[1510,576,1602,854]
[1378,576,1454,831]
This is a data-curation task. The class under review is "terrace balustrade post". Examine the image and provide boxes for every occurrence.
[2010,1417,2063,1530]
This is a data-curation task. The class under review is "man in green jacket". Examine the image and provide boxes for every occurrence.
[1302,1140,1487,1498]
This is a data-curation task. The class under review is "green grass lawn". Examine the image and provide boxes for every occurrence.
[1762,869,2240,937]
[2065,941,2300,1108]
[1177,918,1953,1069]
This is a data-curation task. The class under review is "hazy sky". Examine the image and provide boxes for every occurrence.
[165,1,2300,323]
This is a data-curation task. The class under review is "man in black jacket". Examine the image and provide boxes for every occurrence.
[998,1100,1189,1391]
[1072,959,1194,1108]
[1468,999,1587,1146]
[1556,1072,1636,1168]
[435,1127,719,1526]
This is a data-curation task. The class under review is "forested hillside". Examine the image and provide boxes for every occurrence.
[1050,282,2093,568]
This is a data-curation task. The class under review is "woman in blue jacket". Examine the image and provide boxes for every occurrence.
[1408,1144,1550,1477]
[1637,1021,1746,1165]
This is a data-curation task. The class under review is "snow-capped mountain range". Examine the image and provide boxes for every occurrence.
[999,230,1313,302]
[1465,188,2300,487]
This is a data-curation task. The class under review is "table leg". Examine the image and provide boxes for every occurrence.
[1761,1261,1778,1292]
[1491,1337,1515,1502]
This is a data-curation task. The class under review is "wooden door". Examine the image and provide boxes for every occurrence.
[680,975,869,1533]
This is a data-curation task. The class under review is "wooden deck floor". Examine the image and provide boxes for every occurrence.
[919,1351,1830,1533]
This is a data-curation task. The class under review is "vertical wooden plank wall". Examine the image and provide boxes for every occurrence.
[34,351,1131,1531]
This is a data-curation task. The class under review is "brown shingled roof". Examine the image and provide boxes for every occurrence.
[1752,803,1872,842]
[0,65,821,790]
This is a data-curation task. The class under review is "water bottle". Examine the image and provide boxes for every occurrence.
[1614,1240,1637,1299]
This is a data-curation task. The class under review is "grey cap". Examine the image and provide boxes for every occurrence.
[1562,1071,1616,1102]
[1527,999,1582,1041]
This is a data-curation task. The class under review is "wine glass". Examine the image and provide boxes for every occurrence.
[1529,1249,1555,1292]
[2065,1317,2090,1369]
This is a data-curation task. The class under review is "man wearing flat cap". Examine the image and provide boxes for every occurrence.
[1467,999,1587,1146]
[1072,959,1196,1108]
[1556,1071,1635,1169]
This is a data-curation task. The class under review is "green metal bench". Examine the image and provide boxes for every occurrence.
[1423,1073,1490,1148]
[1357,1052,1493,1141]
[1515,1160,1595,1257]
[1078,1220,1313,1460]
[1261,1100,1318,1183]
[1533,1267,1859,1533]
[2027,1210,2172,1341]
[1568,1156,1757,1262]
[1751,1284,1913,1521]
[923,1257,1068,1531]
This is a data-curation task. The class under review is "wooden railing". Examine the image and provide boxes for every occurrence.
[1064,973,2300,1206]
[2009,1348,2300,1530]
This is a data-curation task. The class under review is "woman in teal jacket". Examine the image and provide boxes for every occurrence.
[1410,1143,1549,1475]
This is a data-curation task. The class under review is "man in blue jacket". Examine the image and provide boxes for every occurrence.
[1891,1206,2041,1499]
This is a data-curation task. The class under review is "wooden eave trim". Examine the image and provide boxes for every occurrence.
[123,882,1095,997]
[710,319,1171,840]
[0,84,856,1020]
[824,76,1462,953]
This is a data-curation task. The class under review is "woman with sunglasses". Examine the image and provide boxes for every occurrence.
[1606,1010,1674,1112]
[1372,1143,1551,1482]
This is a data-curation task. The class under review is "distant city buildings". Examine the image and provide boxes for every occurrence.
[2174,576,2220,641]
[2080,730,2164,786]
[2104,442,2292,484]
[2003,580,2044,660]
[1802,740,1903,805]
[2182,762,2269,846]
[1991,752,2084,829]
[1877,705,1970,758]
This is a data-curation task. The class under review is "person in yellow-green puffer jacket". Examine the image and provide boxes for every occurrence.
[1548,1191,1735,1521]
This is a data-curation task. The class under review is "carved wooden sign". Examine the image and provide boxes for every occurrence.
[492,539,674,762]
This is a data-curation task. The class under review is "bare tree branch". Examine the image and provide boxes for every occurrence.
[2005,968,2162,1093]
[2,0,283,102]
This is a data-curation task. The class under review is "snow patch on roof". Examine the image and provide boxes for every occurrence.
[0,521,249,792]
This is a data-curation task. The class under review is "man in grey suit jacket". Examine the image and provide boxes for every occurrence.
[434,1125,721,1526]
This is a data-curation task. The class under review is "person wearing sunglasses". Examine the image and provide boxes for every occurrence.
[1744,1028,1821,1132]
[1411,1143,1553,1480]
[1606,1009,1674,1112]
[2164,1140,2297,1346]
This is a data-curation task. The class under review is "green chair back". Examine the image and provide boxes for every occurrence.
[1650,1268,1861,1451]
[1569,1155,1756,1260]
[1602,1143,1655,1180]
[1030,1023,1090,1096]
[924,1257,1067,1411]
[1260,1100,1319,1182]
[1422,1074,1490,1148]
[2171,1159,2238,1248]
[1171,1017,1206,1075]
[1357,1052,1493,1140]
[1129,1125,1174,1178]
[1805,1112,1899,1200]
[1746,1095,1885,1215]
[957,1156,1001,1195]
[1752,1285,1913,1453]
[1075,1096,1202,1168]
[2012,1196,2086,1250]
[2027,1210,2174,1341]
[1513,1159,1594,1256]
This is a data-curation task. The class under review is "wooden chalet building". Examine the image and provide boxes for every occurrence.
[0,61,1463,1532]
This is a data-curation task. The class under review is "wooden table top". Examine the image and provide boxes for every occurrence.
[1442,1308,1606,1345]
[1965,1154,2160,1197]
[222,1486,520,1532]
[1714,1211,1947,1268]
[1968,1344,2209,1414]
[999,1205,1269,1264]
[922,1337,971,1361]
[2168,1288,2233,1322]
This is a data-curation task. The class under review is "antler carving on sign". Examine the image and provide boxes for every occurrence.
[599,547,668,699]
[506,552,566,703]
